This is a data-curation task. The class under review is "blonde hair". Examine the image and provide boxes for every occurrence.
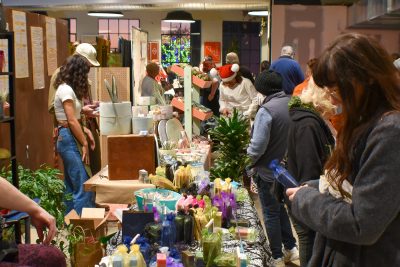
[299,77,336,119]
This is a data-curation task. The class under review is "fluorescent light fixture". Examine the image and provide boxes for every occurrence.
[248,10,269,16]
[88,11,124,18]
[163,11,195,23]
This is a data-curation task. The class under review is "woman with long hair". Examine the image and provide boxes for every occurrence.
[54,54,95,215]
[287,33,400,266]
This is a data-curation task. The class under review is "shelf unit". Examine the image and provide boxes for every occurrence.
[171,65,214,140]
[0,32,24,244]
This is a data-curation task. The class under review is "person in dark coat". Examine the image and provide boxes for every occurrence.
[286,78,336,267]
[287,33,400,267]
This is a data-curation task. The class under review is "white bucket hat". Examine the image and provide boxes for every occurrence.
[75,43,100,66]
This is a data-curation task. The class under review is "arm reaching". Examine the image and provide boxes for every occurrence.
[0,178,57,244]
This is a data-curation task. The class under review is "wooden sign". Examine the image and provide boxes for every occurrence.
[147,41,159,62]
[204,42,221,63]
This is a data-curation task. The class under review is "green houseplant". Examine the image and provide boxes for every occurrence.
[0,164,69,227]
[208,109,251,182]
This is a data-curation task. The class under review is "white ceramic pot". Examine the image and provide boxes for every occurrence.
[132,117,154,134]
[99,101,132,135]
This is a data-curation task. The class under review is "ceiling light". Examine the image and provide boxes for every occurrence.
[248,10,269,16]
[163,11,195,23]
[88,11,124,18]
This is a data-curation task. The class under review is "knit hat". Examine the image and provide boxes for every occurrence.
[210,64,239,82]
[75,43,100,66]
[255,70,283,96]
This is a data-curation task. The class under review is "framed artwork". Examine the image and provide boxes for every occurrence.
[204,41,221,63]
[148,41,159,62]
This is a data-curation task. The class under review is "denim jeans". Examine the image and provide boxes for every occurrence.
[57,127,95,215]
[257,178,297,259]
[291,215,315,267]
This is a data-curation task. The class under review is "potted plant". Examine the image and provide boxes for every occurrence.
[208,109,251,183]
[0,164,70,228]
[99,75,132,135]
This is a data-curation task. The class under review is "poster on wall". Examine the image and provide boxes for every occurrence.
[12,10,29,78]
[30,27,45,90]
[147,41,159,62]
[0,39,9,96]
[204,42,221,63]
[45,17,58,75]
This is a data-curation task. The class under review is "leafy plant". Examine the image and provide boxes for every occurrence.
[0,164,71,227]
[208,109,251,182]
[104,75,119,103]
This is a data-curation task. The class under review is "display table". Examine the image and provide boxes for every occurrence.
[83,166,155,204]
[105,189,272,267]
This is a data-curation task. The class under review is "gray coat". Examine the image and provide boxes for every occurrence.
[292,112,400,266]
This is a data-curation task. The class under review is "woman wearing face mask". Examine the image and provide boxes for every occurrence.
[286,33,400,266]
[286,79,336,267]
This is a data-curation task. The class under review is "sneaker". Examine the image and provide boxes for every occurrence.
[272,257,286,267]
[284,247,299,263]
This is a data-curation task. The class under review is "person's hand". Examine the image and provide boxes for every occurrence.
[286,184,308,201]
[3,101,9,110]
[84,127,95,150]
[82,104,99,118]
[29,205,57,245]
[222,108,231,117]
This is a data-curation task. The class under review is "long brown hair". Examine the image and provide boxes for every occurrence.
[54,55,90,100]
[313,33,400,196]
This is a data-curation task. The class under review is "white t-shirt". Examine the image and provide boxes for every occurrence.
[54,83,82,121]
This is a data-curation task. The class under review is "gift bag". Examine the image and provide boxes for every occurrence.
[71,226,104,267]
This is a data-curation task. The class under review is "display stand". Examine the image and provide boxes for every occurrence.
[170,65,213,140]
[0,32,29,244]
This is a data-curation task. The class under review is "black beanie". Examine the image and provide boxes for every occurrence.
[254,70,283,96]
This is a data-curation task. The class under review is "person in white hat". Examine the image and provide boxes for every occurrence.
[48,43,102,175]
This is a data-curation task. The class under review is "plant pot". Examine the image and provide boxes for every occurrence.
[132,117,154,134]
[99,101,132,135]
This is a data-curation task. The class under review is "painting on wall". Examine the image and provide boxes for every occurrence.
[204,41,221,63]
[148,41,159,62]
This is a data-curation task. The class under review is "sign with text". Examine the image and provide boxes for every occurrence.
[147,41,159,62]
[204,42,221,63]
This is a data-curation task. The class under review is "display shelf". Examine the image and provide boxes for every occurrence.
[171,97,213,121]
[0,72,13,75]
[171,64,212,89]
[0,116,14,123]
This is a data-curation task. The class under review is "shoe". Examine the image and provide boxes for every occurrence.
[272,257,285,267]
[284,246,299,263]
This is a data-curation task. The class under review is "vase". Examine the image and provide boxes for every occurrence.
[99,101,132,135]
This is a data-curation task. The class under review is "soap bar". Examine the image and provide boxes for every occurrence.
[112,255,123,267]
[182,250,195,267]
[157,253,167,267]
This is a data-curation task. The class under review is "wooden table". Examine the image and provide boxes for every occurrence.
[84,166,155,204]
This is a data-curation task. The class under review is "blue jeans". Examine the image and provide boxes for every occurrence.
[257,178,297,259]
[57,127,94,215]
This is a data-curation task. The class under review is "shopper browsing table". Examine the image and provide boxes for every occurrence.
[54,55,96,215]
[287,33,400,267]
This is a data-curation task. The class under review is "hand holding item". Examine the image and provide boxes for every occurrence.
[82,104,99,118]
[286,184,308,201]
[29,205,57,245]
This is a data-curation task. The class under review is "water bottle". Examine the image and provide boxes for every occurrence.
[268,159,299,188]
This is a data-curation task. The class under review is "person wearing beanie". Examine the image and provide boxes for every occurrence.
[211,63,258,118]
[247,70,299,267]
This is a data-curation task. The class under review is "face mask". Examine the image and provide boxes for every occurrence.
[334,104,342,115]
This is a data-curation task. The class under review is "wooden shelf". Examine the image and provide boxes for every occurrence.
[171,65,213,89]
[171,97,213,121]
[0,72,13,76]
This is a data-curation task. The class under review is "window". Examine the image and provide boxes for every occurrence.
[65,18,77,43]
[98,19,140,50]
[161,21,192,67]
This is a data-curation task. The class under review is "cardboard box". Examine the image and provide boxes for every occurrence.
[64,208,109,239]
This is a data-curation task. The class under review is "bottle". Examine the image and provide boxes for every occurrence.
[268,159,299,188]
